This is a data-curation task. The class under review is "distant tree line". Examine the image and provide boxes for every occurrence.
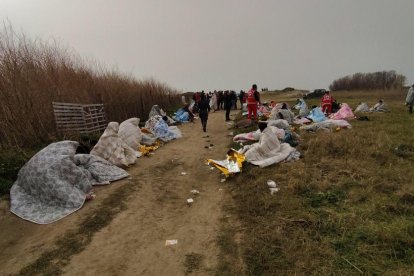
[329,71,406,91]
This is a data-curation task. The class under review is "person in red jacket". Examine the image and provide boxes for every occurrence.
[247,84,260,120]
[321,91,334,114]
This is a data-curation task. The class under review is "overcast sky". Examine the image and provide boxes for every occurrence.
[1,0,413,92]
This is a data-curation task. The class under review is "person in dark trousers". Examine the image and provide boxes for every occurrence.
[224,91,233,121]
[230,91,237,110]
[199,92,211,132]
[239,90,245,110]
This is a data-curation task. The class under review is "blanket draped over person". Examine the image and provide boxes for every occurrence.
[91,122,138,167]
[118,118,143,153]
[354,102,370,113]
[329,103,356,120]
[294,99,309,117]
[233,126,285,143]
[209,92,218,111]
[145,115,182,142]
[270,104,295,123]
[300,119,351,132]
[405,85,414,114]
[307,107,326,122]
[10,141,129,224]
[148,105,176,125]
[370,100,389,112]
[240,127,296,168]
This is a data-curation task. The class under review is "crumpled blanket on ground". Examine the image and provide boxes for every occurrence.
[300,119,351,132]
[265,119,290,130]
[118,118,143,153]
[10,141,129,224]
[240,127,297,168]
[354,102,370,113]
[293,117,312,125]
[233,126,285,143]
[329,103,356,120]
[91,122,137,167]
[307,107,326,122]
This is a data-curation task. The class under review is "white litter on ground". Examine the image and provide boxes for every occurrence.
[165,240,178,246]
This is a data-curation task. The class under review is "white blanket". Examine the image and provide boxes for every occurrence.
[241,127,295,168]
[118,118,143,152]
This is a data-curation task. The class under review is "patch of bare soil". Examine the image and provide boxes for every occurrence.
[0,110,238,275]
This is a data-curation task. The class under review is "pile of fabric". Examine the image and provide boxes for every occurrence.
[91,122,139,168]
[9,105,184,224]
[10,141,129,224]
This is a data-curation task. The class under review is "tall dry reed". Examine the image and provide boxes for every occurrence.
[0,25,181,149]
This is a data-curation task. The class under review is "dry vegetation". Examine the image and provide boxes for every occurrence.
[329,70,406,91]
[0,25,181,150]
[0,25,181,196]
[221,89,414,275]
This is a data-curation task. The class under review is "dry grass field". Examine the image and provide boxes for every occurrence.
[219,89,414,275]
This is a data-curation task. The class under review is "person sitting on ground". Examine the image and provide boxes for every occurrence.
[294,98,309,117]
[370,99,389,112]
[405,84,414,114]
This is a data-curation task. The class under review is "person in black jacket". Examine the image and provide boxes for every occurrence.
[224,91,233,121]
[199,92,211,132]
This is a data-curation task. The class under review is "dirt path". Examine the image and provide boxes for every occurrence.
[0,110,237,275]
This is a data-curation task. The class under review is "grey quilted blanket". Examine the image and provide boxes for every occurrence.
[10,141,129,224]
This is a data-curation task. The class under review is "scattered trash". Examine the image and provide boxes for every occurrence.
[269,187,280,195]
[190,189,200,195]
[210,167,215,170]
[181,172,187,176]
[220,178,226,183]
[165,240,178,246]
[267,180,277,188]
[218,188,223,191]
[187,198,194,205]
[207,149,246,177]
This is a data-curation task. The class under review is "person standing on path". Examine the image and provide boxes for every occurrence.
[199,92,211,132]
[239,90,245,110]
[224,91,233,121]
[321,90,334,114]
[247,84,260,120]
[405,84,414,114]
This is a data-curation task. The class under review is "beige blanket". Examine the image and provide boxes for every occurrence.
[241,127,294,168]
[118,118,143,151]
[91,122,137,167]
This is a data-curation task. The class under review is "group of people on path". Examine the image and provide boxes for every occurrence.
[190,85,262,133]
[190,82,414,134]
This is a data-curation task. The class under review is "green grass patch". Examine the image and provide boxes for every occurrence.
[222,89,414,274]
